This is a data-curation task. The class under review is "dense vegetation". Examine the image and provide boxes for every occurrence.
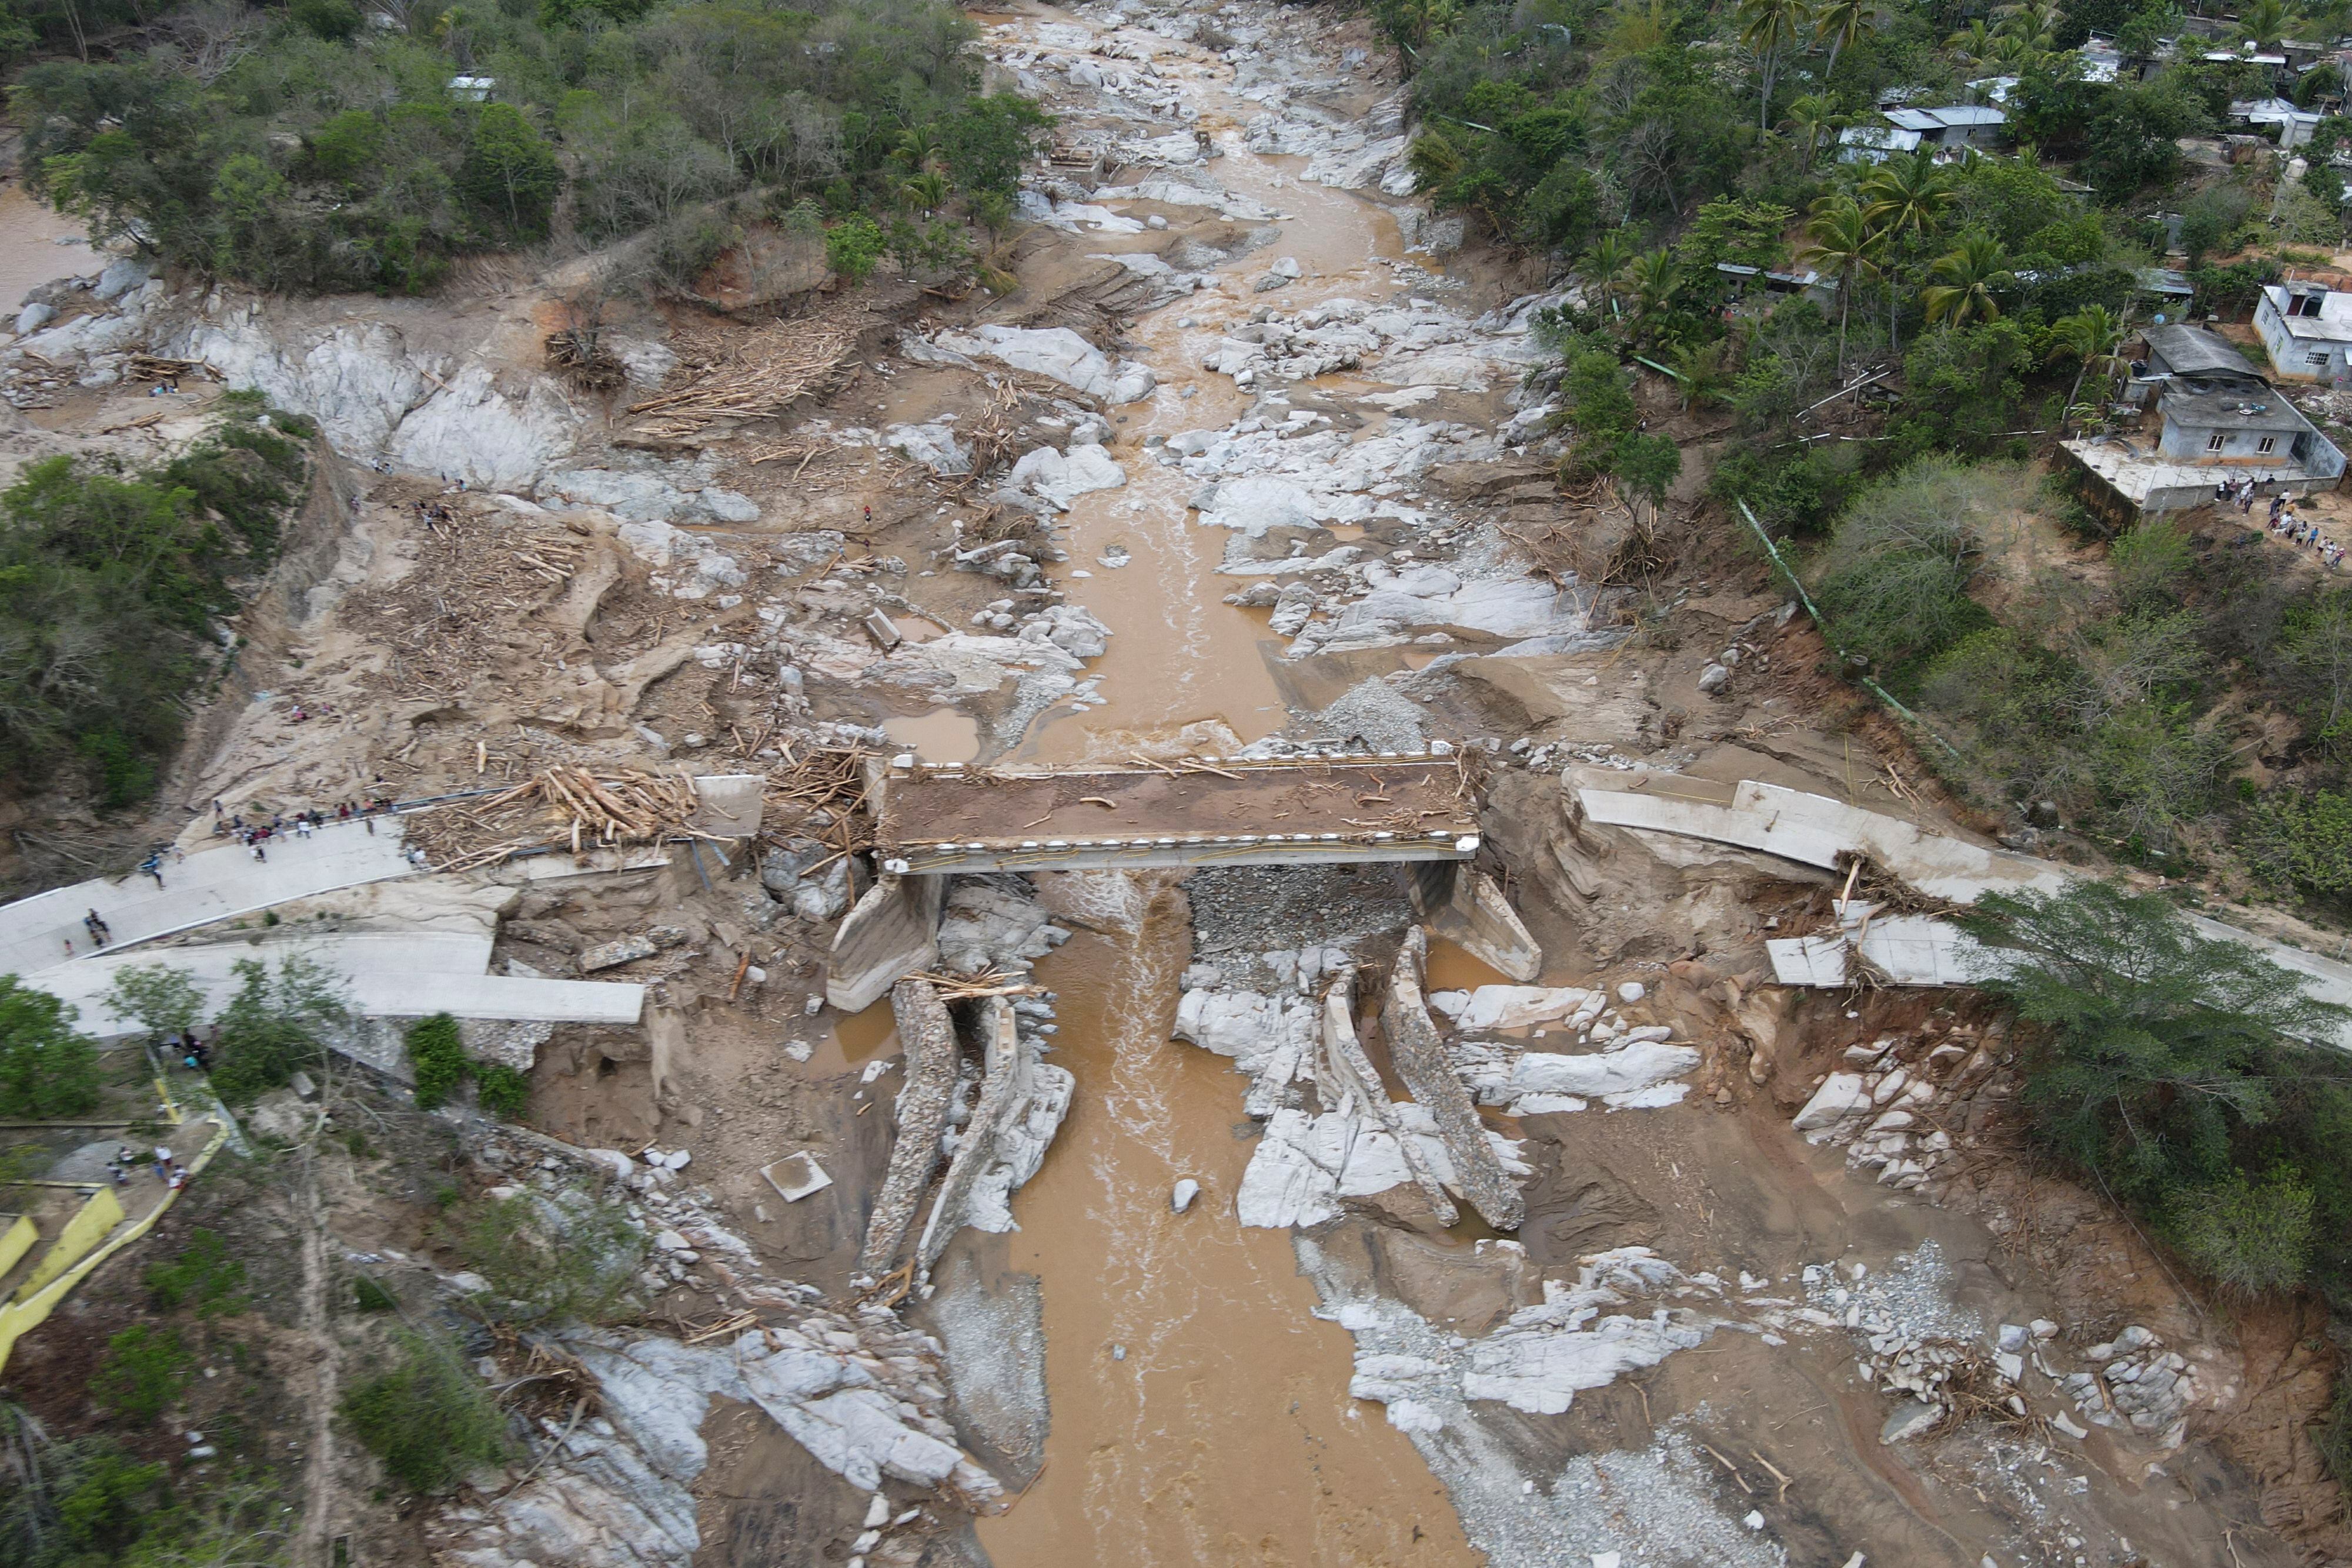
[0,978,102,1117]
[1960,881,2352,1300]
[8,0,1044,293]
[0,396,310,810]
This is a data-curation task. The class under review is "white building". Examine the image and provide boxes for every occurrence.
[2254,280,2352,383]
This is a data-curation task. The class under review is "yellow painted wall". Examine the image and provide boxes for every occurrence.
[15,1186,123,1301]
[0,1122,230,1376]
[0,1213,35,1280]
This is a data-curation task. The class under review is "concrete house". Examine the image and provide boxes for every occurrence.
[2063,323,2346,517]
[2254,279,2352,383]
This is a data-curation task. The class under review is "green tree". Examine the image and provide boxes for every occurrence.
[1798,194,1882,378]
[1736,0,1813,130]
[0,978,102,1119]
[824,215,886,283]
[2047,302,2130,423]
[1816,0,1877,78]
[1954,879,2352,1201]
[938,93,1051,201]
[104,964,205,1043]
[209,954,348,1104]
[461,103,561,240]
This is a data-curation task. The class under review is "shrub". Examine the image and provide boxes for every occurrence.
[92,1325,193,1420]
[406,1013,467,1112]
[474,1063,530,1121]
[353,1275,398,1312]
[1809,459,2029,677]
[0,977,103,1119]
[2170,1169,2316,1295]
[146,1229,249,1316]
[824,215,886,285]
[341,1330,510,1493]
[2109,519,2194,613]
[452,1188,646,1325]
[2240,789,2352,905]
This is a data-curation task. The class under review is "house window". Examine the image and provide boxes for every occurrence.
[2259,436,2278,454]
[2312,352,2334,367]
[2208,432,2228,452]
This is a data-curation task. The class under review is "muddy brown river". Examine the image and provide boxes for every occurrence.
[965,6,1505,1560]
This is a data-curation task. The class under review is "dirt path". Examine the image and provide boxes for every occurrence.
[296,1147,339,1562]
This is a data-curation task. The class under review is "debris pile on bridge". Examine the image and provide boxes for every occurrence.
[874,750,1489,872]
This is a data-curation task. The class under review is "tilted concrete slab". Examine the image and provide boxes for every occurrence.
[1572,770,2067,904]
[876,753,1481,874]
[0,821,417,979]
[1580,773,2352,1051]
[827,874,945,1014]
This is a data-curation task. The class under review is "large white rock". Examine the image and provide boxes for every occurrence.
[1792,1072,1873,1140]
[885,421,971,476]
[1507,1042,1700,1103]
[1433,985,1602,1031]
[1461,1251,1721,1415]
[1006,443,1127,507]
[933,324,1155,403]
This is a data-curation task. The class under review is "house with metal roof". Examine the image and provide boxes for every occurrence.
[1837,104,2007,162]
[2062,325,2346,517]
[2254,279,2352,384]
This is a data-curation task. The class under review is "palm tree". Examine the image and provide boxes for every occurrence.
[892,126,944,174]
[1783,93,1843,172]
[1628,247,1685,322]
[1945,18,1997,65]
[2231,0,2300,49]
[1737,0,1814,131]
[2047,303,2132,422]
[1859,152,1956,243]
[1578,233,1631,318]
[1994,0,2062,45]
[1920,232,2011,326]
[899,169,950,216]
[1797,193,1880,375]
[1815,0,1876,79]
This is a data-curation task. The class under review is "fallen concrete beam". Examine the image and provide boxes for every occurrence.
[917,997,1021,1275]
[1318,968,1458,1226]
[827,873,944,1014]
[858,977,960,1276]
[1383,928,1523,1231]
[1402,862,1542,982]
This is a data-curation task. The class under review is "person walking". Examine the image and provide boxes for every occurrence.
[152,1145,172,1182]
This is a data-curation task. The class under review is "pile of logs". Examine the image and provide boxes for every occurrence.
[624,319,861,439]
[419,766,722,870]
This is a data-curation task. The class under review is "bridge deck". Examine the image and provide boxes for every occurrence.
[877,752,1482,873]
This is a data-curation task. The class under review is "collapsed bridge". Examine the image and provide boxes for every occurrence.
[826,748,1540,1010]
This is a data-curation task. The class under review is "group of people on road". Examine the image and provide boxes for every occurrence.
[107,1142,190,1190]
[212,796,399,857]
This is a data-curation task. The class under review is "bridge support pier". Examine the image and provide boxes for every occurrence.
[826,872,945,1014]
[1400,861,1542,982]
